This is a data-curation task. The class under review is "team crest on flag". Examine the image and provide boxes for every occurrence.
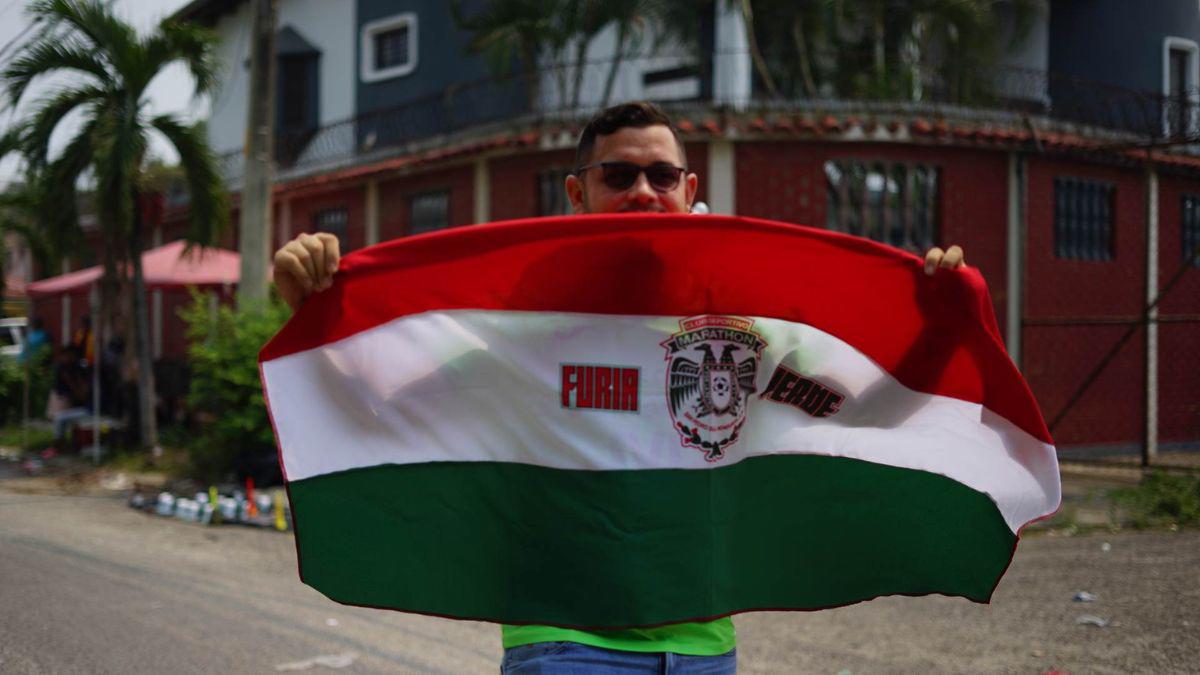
[662,315,767,461]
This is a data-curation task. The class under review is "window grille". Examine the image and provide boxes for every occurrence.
[1053,178,1114,261]
[538,169,573,216]
[374,25,410,70]
[312,207,348,242]
[1183,194,1200,267]
[824,160,938,253]
[360,13,417,82]
[410,190,450,235]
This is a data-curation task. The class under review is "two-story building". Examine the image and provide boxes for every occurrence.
[38,0,1198,458]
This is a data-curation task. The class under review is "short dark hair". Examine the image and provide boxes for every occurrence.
[574,101,685,170]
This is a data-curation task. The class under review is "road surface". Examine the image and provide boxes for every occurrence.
[0,479,1196,673]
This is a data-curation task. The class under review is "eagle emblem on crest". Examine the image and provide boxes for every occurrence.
[661,315,767,461]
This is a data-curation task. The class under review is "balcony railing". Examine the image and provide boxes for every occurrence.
[214,56,1200,187]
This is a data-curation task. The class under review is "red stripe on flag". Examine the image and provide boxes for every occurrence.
[260,214,1050,444]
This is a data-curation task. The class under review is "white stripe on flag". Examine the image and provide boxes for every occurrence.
[262,309,1058,533]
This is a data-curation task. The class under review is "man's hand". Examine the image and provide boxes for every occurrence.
[273,232,341,312]
[923,245,965,276]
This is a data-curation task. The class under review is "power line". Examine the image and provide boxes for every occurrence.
[0,18,42,67]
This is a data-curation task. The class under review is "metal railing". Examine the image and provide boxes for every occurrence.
[212,56,1200,187]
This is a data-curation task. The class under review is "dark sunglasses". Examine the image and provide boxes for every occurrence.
[574,161,686,192]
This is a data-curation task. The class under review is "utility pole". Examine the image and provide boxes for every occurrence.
[238,0,278,305]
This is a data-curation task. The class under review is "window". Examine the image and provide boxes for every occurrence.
[1183,194,1200,267]
[1053,178,1114,261]
[374,26,409,70]
[361,13,417,82]
[410,190,450,235]
[312,208,348,242]
[824,160,938,253]
[538,169,573,216]
[1163,38,1199,137]
[274,27,320,165]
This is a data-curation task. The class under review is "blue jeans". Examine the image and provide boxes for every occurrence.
[501,642,736,674]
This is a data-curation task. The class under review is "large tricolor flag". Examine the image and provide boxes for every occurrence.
[260,214,1060,629]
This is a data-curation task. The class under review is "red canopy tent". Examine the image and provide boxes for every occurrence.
[27,240,240,297]
[27,240,240,359]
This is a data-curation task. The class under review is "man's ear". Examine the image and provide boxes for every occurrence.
[565,174,587,214]
[684,172,699,210]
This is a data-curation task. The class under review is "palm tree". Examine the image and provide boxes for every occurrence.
[452,0,561,112]
[1,0,228,450]
[736,0,1038,103]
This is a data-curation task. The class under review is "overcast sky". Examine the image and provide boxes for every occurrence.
[0,0,209,186]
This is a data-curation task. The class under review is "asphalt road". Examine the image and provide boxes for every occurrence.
[0,481,1196,674]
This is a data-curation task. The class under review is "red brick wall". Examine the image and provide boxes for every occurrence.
[735,140,1010,334]
[1022,157,1147,446]
[491,150,575,221]
[286,185,367,252]
[378,165,475,242]
[1155,174,1200,445]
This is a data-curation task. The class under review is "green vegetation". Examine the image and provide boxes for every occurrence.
[0,0,228,450]
[178,294,289,482]
[0,421,54,454]
[1111,471,1200,530]
[0,352,52,429]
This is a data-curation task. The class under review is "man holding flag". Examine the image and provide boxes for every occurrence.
[272,102,970,674]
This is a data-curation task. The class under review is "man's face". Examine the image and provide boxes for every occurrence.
[565,125,698,215]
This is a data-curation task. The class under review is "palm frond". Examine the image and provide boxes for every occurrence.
[142,20,221,96]
[149,114,228,245]
[0,126,28,164]
[91,111,145,244]
[0,38,109,107]
[22,85,109,166]
[39,121,96,260]
[28,0,138,76]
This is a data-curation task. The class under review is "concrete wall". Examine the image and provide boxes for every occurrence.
[1049,0,1200,94]
[355,0,493,115]
[205,0,357,155]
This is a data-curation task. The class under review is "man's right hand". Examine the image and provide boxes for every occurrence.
[273,232,341,312]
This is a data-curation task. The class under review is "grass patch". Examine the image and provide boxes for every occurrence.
[1110,471,1200,529]
[0,423,54,453]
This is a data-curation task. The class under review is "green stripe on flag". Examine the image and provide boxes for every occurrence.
[288,454,1015,627]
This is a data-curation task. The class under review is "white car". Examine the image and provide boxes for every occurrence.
[0,317,27,358]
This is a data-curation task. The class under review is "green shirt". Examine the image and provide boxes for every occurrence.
[501,618,736,656]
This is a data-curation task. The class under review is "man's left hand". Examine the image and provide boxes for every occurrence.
[923,245,965,275]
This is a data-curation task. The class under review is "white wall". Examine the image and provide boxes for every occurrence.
[995,0,1051,107]
[205,0,356,155]
[536,8,750,114]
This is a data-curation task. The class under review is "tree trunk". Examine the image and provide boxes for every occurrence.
[129,190,157,451]
[600,21,628,107]
[791,16,818,98]
[739,0,779,99]
[523,44,541,115]
[569,35,590,111]
[872,2,886,91]
[238,0,278,306]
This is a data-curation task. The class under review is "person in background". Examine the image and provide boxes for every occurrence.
[19,317,49,363]
[71,315,95,366]
[49,345,91,446]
